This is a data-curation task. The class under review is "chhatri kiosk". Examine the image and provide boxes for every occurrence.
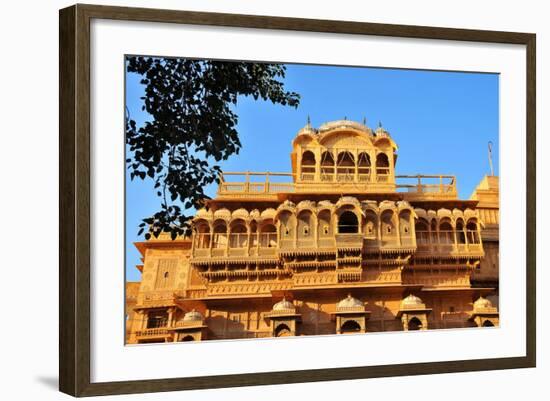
[127,119,499,343]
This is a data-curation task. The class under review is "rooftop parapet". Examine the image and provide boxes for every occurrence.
[216,171,457,200]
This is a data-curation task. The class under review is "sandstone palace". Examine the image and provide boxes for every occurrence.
[126,119,499,344]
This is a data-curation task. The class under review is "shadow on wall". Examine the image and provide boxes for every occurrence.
[35,376,58,391]
[298,301,335,335]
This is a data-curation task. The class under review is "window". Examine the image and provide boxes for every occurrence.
[163,271,169,279]
[301,150,316,180]
[303,226,310,236]
[147,311,168,328]
[338,211,358,234]
[408,317,422,331]
[323,225,329,235]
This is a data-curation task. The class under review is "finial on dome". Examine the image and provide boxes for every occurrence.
[344,116,347,120]
[307,115,311,126]
[378,121,382,128]
[363,117,367,125]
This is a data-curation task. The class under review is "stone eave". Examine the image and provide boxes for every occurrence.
[396,308,432,318]
[134,238,192,257]
[331,310,372,316]
[468,311,499,321]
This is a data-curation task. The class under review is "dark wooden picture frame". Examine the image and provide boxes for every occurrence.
[59,3,536,397]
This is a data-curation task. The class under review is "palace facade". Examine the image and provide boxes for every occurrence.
[126,119,499,344]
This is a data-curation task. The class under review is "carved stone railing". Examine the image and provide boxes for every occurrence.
[396,174,457,199]
[335,234,363,249]
[414,230,483,257]
[217,171,455,198]
[213,331,272,340]
[135,328,170,337]
[136,290,178,307]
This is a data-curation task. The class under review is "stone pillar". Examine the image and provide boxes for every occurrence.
[167,307,174,328]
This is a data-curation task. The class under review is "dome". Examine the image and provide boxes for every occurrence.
[474,296,493,309]
[337,294,363,309]
[374,122,389,136]
[272,297,295,312]
[401,294,424,309]
[183,309,203,322]
[318,119,371,134]
[297,119,317,136]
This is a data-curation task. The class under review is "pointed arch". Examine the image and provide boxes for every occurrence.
[408,317,423,331]
[320,150,335,181]
[415,218,430,245]
[275,323,292,337]
[376,153,390,182]
[340,320,361,334]
[357,152,371,182]
[336,151,355,182]
[300,150,316,181]
[338,211,359,234]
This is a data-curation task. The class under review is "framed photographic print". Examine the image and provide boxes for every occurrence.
[59,4,536,397]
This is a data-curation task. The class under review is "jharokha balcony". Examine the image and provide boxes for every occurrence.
[190,200,484,272]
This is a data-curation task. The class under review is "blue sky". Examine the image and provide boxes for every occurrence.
[125,62,499,282]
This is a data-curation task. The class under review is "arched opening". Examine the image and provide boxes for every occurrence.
[229,219,248,248]
[467,219,480,244]
[146,310,168,329]
[338,211,358,234]
[180,335,195,342]
[482,320,495,327]
[381,210,396,245]
[212,220,228,248]
[275,324,292,337]
[320,151,335,181]
[300,150,316,181]
[336,151,355,182]
[399,210,412,246]
[357,152,371,182]
[364,210,378,240]
[408,317,423,331]
[376,153,390,182]
[194,220,210,248]
[438,219,453,245]
[260,221,277,248]
[415,218,430,245]
[456,218,466,244]
[318,209,332,238]
[340,320,361,334]
[297,210,314,244]
[277,210,295,247]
